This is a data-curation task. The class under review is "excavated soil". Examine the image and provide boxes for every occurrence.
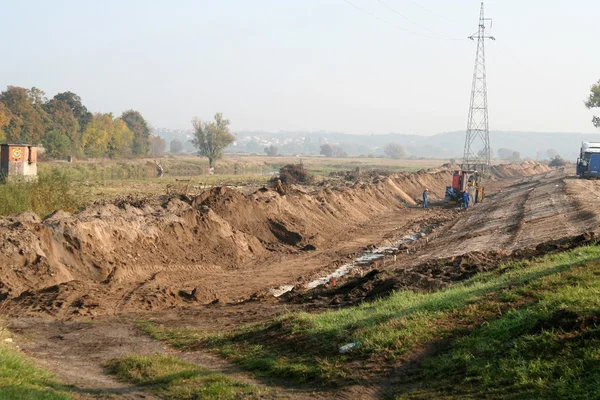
[1,165,463,317]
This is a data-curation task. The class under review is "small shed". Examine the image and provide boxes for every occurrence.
[0,144,38,182]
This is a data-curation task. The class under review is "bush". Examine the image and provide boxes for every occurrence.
[274,164,314,185]
[0,169,88,217]
[549,155,569,167]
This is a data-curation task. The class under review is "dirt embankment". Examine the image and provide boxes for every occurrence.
[0,162,554,316]
[0,167,455,314]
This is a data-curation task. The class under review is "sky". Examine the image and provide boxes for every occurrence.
[1,0,599,135]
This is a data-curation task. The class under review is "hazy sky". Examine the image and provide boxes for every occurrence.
[1,0,599,135]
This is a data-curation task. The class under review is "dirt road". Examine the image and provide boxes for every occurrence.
[408,167,599,265]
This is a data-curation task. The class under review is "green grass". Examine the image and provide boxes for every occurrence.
[0,324,73,399]
[105,353,266,399]
[404,260,600,399]
[0,169,88,217]
[138,244,600,398]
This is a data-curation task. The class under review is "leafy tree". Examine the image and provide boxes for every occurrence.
[512,151,521,161]
[0,86,47,144]
[28,87,47,105]
[81,113,112,158]
[149,135,166,156]
[331,144,348,158]
[546,149,559,159]
[81,113,134,158]
[383,143,406,159]
[191,113,235,168]
[53,91,92,132]
[0,103,12,142]
[42,130,72,159]
[42,99,80,156]
[108,119,134,158]
[121,110,150,155]
[320,143,333,157]
[497,148,515,160]
[585,80,600,128]
[170,139,183,154]
[264,144,279,156]
[549,155,568,167]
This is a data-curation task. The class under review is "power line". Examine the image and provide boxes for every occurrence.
[374,0,461,39]
[341,0,449,40]
[403,0,460,24]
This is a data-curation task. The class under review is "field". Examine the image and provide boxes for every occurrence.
[1,156,595,399]
[22,155,444,204]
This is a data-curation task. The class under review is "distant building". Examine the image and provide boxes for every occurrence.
[0,144,38,182]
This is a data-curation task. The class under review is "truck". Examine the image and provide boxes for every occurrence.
[576,142,600,178]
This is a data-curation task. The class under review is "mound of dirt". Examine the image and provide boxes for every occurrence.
[490,161,552,178]
[0,167,460,316]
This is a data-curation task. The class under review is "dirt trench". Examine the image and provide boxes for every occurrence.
[1,166,464,317]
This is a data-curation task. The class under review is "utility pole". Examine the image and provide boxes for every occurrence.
[462,2,494,172]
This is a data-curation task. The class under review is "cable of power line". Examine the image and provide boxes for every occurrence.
[375,0,463,40]
[342,0,463,41]
[403,0,460,24]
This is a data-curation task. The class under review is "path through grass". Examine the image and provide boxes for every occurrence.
[138,244,600,399]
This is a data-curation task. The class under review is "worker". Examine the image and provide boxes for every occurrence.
[422,189,429,209]
[463,191,470,209]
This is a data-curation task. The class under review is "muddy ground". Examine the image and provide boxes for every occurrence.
[3,161,596,399]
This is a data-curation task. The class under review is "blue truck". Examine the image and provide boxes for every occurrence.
[577,142,600,178]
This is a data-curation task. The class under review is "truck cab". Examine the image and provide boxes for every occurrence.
[577,142,600,178]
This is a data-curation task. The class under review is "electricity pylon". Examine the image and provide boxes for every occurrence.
[462,2,494,171]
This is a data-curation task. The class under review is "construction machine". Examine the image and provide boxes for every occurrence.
[444,170,484,207]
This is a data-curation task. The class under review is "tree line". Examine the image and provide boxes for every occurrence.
[0,86,154,159]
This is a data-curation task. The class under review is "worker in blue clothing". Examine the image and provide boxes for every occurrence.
[422,188,429,209]
[463,190,470,209]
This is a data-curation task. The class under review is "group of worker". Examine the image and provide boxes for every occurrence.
[422,189,470,209]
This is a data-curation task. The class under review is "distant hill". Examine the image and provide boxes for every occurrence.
[153,128,600,161]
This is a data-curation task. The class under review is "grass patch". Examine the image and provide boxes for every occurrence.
[139,245,600,392]
[106,353,266,399]
[402,262,600,399]
[0,322,73,399]
[0,169,88,217]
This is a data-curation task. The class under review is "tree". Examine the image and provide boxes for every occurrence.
[497,148,515,160]
[81,113,112,158]
[0,86,47,144]
[511,151,521,161]
[42,99,80,156]
[331,145,348,158]
[546,149,559,159]
[383,143,406,159]
[585,79,600,128]
[108,119,134,158]
[190,113,235,168]
[149,135,166,156]
[264,144,279,156]
[320,144,333,157]
[28,87,47,105]
[42,130,72,159]
[121,110,150,155]
[0,103,13,142]
[170,139,183,154]
[81,113,134,158]
[53,91,92,132]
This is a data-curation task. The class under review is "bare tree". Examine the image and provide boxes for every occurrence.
[383,143,406,159]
